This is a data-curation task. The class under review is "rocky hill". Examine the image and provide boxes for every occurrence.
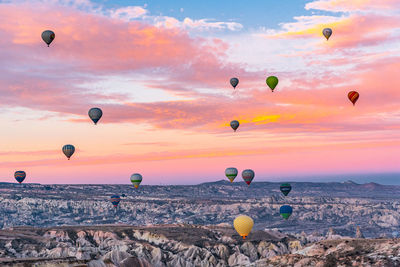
[1,224,400,267]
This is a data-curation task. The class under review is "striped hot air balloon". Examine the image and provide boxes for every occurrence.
[14,171,26,184]
[130,173,142,189]
[62,144,75,160]
[242,169,254,186]
[110,195,121,208]
[225,167,238,183]
[348,91,359,106]
[280,183,292,196]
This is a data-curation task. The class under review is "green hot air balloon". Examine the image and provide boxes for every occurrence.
[131,173,142,189]
[225,167,238,183]
[266,76,278,92]
[280,183,292,196]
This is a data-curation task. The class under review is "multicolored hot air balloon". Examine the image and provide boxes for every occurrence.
[280,183,292,196]
[234,215,254,239]
[225,167,238,183]
[280,205,293,220]
[41,30,55,47]
[88,108,103,125]
[14,171,26,184]
[322,28,332,40]
[242,169,254,185]
[230,78,239,89]
[230,120,239,132]
[130,173,142,188]
[62,144,75,160]
[110,195,121,208]
[266,76,278,92]
[348,91,359,106]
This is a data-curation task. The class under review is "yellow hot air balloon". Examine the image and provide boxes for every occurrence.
[233,215,254,239]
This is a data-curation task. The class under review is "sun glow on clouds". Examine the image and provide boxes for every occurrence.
[0,0,399,183]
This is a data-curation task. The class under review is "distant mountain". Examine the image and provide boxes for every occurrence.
[1,181,400,238]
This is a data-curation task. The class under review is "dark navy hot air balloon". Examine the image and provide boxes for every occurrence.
[88,108,103,125]
[230,78,239,89]
[280,205,293,220]
[41,30,55,47]
[280,183,292,196]
[230,120,239,132]
[14,171,26,184]
[110,195,121,208]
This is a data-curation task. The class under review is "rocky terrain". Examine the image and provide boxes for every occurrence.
[1,224,400,266]
[2,180,400,238]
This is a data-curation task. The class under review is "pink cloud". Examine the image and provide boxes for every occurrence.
[305,0,400,12]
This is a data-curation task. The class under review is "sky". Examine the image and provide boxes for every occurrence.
[0,0,399,184]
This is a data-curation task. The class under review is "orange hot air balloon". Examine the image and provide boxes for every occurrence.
[348,91,359,106]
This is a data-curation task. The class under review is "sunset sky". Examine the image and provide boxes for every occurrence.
[0,0,399,184]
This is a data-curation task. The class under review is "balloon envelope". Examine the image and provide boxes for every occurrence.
[234,215,254,239]
[280,205,293,220]
[62,144,75,160]
[225,167,238,182]
[14,171,26,184]
[230,78,239,89]
[348,91,359,105]
[242,169,254,185]
[130,173,142,188]
[110,195,121,208]
[88,108,103,125]
[41,30,55,46]
[230,120,239,132]
[323,28,332,40]
[266,76,278,91]
[280,183,292,196]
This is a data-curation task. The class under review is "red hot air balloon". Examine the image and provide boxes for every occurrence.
[348,91,359,106]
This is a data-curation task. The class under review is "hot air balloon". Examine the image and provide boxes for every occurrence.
[230,120,239,132]
[225,167,238,183]
[348,91,359,106]
[266,76,278,92]
[280,205,293,220]
[14,171,26,184]
[62,144,75,160]
[322,28,332,40]
[233,215,254,239]
[242,169,254,185]
[280,183,292,196]
[130,173,142,188]
[110,195,121,208]
[230,78,239,89]
[41,30,55,47]
[88,107,103,125]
